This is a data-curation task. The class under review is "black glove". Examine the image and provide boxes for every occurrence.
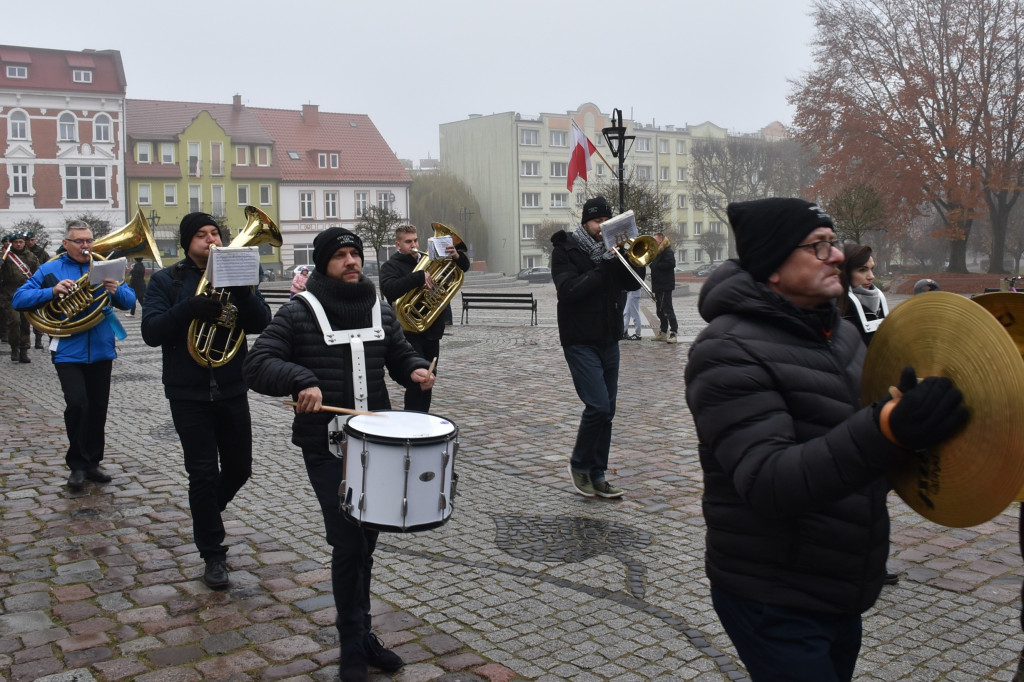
[888,366,968,450]
[187,295,223,322]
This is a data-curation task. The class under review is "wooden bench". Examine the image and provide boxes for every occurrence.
[460,292,538,325]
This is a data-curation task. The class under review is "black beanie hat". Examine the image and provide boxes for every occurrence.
[313,227,364,272]
[179,212,219,250]
[581,196,613,224]
[727,198,834,282]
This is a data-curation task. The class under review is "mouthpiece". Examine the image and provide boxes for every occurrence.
[82,249,91,256]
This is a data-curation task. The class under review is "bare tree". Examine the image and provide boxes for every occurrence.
[532,220,563,259]
[697,231,727,263]
[792,0,1024,273]
[826,183,888,244]
[581,168,668,234]
[354,206,403,263]
[409,171,487,260]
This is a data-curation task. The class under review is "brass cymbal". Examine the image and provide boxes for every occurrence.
[861,291,1024,527]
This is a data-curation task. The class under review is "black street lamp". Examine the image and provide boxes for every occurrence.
[601,108,635,213]
[148,209,160,227]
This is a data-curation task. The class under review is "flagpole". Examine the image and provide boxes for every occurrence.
[572,119,615,175]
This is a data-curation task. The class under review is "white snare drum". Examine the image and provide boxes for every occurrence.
[334,410,458,532]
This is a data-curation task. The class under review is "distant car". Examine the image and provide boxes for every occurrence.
[692,263,720,277]
[283,264,314,279]
[516,266,552,283]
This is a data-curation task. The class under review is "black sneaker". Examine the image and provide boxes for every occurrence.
[84,466,112,483]
[365,632,403,672]
[339,642,368,682]
[67,470,85,491]
[883,571,899,585]
[202,560,230,590]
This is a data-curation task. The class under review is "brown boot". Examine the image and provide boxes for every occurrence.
[34,334,44,349]
[19,348,31,363]
[10,347,18,362]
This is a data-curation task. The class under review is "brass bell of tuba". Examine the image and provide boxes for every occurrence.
[393,222,466,334]
[186,205,282,368]
[25,207,163,337]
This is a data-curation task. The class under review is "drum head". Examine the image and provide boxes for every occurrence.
[345,410,457,442]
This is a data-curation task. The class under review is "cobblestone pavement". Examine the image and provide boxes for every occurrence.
[1,282,1022,681]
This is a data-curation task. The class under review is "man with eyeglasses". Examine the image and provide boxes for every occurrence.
[13,220,136,491]
[684,198,968,680]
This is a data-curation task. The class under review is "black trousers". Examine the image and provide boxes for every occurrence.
[404,333,439,413]
[654,290,678,334]
[304,448,378,645]
[55,360,113,472]
[170,395,253,561]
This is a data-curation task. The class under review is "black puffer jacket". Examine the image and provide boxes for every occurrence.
[684,260,907,615]
[650,244,676,293]
[379,249,470,341]
[243,277,427,452]
[550,230,644,346]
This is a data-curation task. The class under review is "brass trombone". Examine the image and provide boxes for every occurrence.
[600,212,658,300]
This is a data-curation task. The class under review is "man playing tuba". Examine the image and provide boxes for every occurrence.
[141,212,271,590]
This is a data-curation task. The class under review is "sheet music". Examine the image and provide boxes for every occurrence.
[600,210,638,251]
[88,257,127,286]
[428,235,454,260]
[208,246,260,288]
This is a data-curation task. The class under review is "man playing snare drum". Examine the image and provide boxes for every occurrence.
[244,227,432,682]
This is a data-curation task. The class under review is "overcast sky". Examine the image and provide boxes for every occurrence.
[8,0,818,164]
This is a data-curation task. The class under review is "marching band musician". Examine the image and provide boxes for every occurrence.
[243,227,432,682]
[141,212,270,590]
[2,231,40,363]
[684,198,969,680]
[25,231,50,349]
[379,224,469,413]
[12,221,134,490]
[650,231,679,343]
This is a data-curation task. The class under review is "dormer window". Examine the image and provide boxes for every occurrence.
[6,65,27,79]
[72,69,92,83]
[318,153,327,168]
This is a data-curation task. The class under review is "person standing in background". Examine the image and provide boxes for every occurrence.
[127,257,147,317]
[650,231,678,344]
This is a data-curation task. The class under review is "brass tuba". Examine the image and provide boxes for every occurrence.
[393,222,466,333]
[25,208,163,337]
[186,205,282,368]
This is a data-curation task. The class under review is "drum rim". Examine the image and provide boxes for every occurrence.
[343,409,458,443]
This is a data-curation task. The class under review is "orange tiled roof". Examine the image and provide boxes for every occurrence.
[126,99,274,143]
[0,45,125,94]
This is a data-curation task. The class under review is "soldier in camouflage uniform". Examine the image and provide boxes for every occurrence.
[0,233,10,343]
[25,231,50,349]
[0,232,40,363]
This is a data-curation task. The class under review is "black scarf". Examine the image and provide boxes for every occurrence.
[303,271,377,328]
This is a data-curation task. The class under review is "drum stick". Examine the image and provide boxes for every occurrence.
[427,356,438,375]
[282,401,379,416]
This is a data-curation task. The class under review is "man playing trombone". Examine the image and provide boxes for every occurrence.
[551,196,645,499]
[141,212,270,590]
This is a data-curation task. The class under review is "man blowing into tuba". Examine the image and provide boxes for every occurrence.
[141,212,270,590]
[379,224,469,413]
[12,221,134,490]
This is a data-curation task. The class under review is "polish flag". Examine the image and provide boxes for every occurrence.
[567,122,597,191]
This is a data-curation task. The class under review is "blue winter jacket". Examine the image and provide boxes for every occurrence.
[11,253,135,364]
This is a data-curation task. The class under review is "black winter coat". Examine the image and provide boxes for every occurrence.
[650,245,676,293]
[550,230,644,347]
[379,249,470,341]
[142,258,270,401]
[684,260,908,615]
[242,284,428,452]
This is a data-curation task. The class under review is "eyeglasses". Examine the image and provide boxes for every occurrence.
[65,238,94,246]
[796,239,839,261]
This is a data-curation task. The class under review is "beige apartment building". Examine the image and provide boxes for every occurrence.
[440,102,785,275]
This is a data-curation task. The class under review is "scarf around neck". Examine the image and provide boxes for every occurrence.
[851,285,882,316]
[571,225,613,264]
[303,271,377,328]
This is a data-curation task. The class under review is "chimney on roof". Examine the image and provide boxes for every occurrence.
[233,94,242,111]
[302,103,319,126]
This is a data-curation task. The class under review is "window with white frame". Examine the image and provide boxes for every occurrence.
[294,244,314,265]
[318,153,327,168]
[256,146,270,166]
[520,129,539,146]
[324,191,338,217]
[677,222,687,236]
[576,192,586,206]
[6,65,27,78]
[659,139,669,153]
[94,114,111,143]
[677,167,687,182]
[551,193,569,208]
[661,194,670,209]
[330,153,339,168]
[237,185,249,205]
[678,248,687,262]
[521,223,537,239]
[695,248,703,262]
[677,194,687,209]
[211,185,225,215]
[677,140,687,154]
[260,185,272,206]
[58,113,77,142]
[521,161,539,177]
[550,130,567,147]
[137,184,151,205]
[596,164,605,176]
[694,222,703,235]
[137,143,151,163]
[210,142,223,176]
[165,184,178,204]
[11,164,29,194]
[300,192,314,218]
[660,166,669,182]
[72,69,92,83]
[188,142,201,177]
[377,191,394,211]
[710,221,723,234]
[235,146,249,166]
[189,185,201,212]
[637,166,652,181]
[161,143,175,164]
[9,111,28,140]
[551,161,568,178]
[355,192,368,217]
[521,192,540,208]
[65,166,106,200]
[636,137,651,152]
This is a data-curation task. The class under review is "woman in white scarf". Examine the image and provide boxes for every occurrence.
[838,243,889,345]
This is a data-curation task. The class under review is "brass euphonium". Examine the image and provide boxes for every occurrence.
[186,206,282,368]
[25,207,163,337]
[393,222,466,333]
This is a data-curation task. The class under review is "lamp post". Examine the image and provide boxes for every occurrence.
[601,108,635,213]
